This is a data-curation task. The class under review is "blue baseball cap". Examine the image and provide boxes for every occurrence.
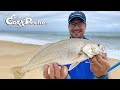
[68,11,86,23]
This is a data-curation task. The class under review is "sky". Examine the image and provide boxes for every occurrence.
[0,11,120,32]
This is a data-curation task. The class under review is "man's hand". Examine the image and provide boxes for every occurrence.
[43,62,69,79]
[89,54,111,77]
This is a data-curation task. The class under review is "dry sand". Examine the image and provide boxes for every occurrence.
[0,41,120,79]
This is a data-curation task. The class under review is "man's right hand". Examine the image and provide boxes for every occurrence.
[43,62,69,79]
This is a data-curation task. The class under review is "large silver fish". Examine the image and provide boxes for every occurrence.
[11,38,106,79]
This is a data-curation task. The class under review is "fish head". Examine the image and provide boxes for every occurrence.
[82,42,106,58]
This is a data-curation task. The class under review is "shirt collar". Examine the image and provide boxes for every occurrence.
[70,36,89,40]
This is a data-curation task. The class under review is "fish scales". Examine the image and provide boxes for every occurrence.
[11,38,106,79]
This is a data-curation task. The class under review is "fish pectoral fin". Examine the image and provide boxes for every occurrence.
[68,62,80,71]
[68,53,89,71]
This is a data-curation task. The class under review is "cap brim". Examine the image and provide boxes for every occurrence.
[69,16,85,23]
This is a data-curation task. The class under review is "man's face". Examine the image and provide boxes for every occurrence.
[68,18,86,38]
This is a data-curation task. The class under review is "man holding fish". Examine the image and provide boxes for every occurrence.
[43,11,111,79]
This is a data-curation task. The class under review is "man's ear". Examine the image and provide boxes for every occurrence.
[85,23,87,28]
[68,24,71,31]
[68,24,70,28]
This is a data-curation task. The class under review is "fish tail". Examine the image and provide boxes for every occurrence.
[11,66,25,79]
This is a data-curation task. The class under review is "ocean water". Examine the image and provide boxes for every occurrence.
[0,31,120,60]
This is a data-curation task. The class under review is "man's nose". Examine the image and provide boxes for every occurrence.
[74,25,80,30]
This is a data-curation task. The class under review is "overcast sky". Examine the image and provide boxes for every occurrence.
[0,11,120,32]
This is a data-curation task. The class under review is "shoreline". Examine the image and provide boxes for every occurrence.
[0,40,120,79]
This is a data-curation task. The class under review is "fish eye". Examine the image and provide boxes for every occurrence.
[98,44,100,46]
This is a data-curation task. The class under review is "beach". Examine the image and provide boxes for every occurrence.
[0,41,120,79]
[0,11,120,79]
[0,41,44,79]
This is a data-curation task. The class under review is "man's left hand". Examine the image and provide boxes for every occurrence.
[89,54,111,77]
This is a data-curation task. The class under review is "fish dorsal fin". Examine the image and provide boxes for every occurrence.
[26,43,53,64]
[68,62,80,71]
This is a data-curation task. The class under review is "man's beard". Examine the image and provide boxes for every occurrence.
[70,33,83,38]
